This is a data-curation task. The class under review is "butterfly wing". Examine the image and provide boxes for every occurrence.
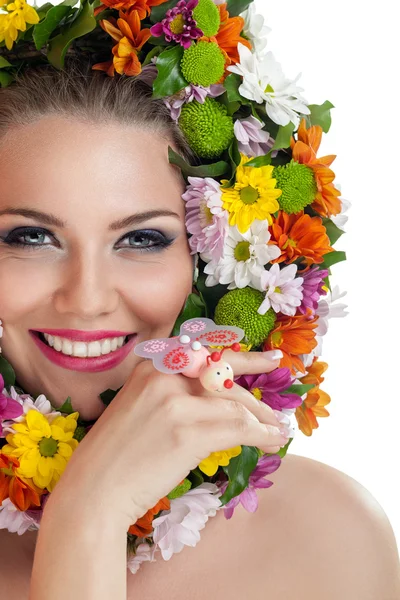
[179,318,245,347]
[134,336,194,374]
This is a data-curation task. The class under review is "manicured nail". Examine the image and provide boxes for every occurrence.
[279,427,290,438]
[273,409,286,424]
[263,350,283,361]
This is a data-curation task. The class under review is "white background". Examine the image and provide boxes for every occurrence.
[30,0,400,548]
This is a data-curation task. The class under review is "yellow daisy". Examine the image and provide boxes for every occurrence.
[221,153,282,234]
[199,446,242,477]
[1,409,79,492]
[0,0,39,50]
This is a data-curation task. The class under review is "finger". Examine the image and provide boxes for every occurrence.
[193,418,288,456]
[222,348,283,377]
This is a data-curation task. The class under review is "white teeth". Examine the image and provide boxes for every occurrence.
[42,333,128,358]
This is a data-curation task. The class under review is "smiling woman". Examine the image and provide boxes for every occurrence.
[0,5,399,599]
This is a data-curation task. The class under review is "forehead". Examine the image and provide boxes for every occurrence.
[0,116,185,218]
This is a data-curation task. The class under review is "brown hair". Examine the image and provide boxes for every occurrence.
[0,55,195,163]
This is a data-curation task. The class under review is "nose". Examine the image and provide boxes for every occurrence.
[224,379,234,389]
[52,248,120,319]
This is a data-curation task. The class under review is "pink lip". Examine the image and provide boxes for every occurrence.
[29,331,138,373]
[31,329,134,342]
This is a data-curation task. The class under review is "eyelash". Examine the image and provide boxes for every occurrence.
[0,227,175,253]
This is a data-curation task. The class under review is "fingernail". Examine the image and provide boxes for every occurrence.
[273,409,286,424]
[263,350,283,361]
[279,427,290,438]
[265,424,281,436]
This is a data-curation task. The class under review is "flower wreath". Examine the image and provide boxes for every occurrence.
[0,0,349,574]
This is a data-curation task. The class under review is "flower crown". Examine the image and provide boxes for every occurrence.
[0,0,349,574]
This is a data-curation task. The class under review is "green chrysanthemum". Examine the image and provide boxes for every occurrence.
[273,160,317,214]
[214,288,276,347]
[179,97,234,158]
[192,0,220,37]
[167,478,192,500]
[181,40,225,87]
[73,425,87,442]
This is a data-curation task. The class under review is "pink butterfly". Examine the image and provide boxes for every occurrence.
[133,317,244,375]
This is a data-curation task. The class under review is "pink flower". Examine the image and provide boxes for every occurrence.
[258,263,304,316]
[164,83,225,121]
[0,498,40,534]
[127,542,158,575]
[220,455,282,519]
[152,483,222,560]
[150,0,203,49]
[298,266,328,316]
[0,375,24,437]
[234,115,275,157]
[182,176,228,261]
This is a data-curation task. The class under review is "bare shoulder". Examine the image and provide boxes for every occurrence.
[253,453,400,599]
[0,527,36,599]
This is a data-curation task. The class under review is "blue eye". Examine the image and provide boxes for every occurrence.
[0,227,175,253]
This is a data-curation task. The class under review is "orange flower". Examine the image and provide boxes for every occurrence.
[290,118,342,217]
[0,453,43,511]
[94,0,168,19]
[128,496,170,537]
[263,314,318,375]
[269,210,333,268]
[295,358,331,436]
[92,8,152,77]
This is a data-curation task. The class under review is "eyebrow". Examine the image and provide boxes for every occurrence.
[0,208,181,230]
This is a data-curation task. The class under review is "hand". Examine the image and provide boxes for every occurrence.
[55,350,288,529]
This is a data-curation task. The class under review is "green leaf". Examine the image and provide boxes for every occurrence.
[195,272,227,318]
[0,356,16,387]
[142,45,164,67]
[322,218,344,245]
[224,73,242,103]
[99,386,122,407]
[0,70,13,88]
[33,0,77,51]
[266,436,294,459]
[320,250,347,270]
[150,0,177,23]
[305,100,335,133]
[244,153,272,168]
[228,137,241,172]
[47,0,97,70]
[218,446,259,505]
[188,467,205,488]
[286,383,315,397]
[0,57,12,69]
[226,0,254,17]
[168,146,229,181]
[172,293,207,336]
[271,122,296,151]
[152,45,188,98]
[58,396,75,414]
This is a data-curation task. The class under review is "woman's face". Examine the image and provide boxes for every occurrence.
[0,116,193,420]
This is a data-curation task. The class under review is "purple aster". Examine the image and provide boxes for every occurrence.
[164,82,225,122]
[298,266,329,316]
[150,0,203,49]
[182,176,228,261]
[219,454,282,519]
[0,375,24,437]
[235,368,302,411]
[234,115,275,157]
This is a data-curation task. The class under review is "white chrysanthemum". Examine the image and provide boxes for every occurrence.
[127,542,158,575]
[1,389,61,435]
[0,498,39,535]
[330,196,351,231]
[240,2,271,59]
[258,263,304,316]
[227,43,310,128]
[202,220,281,290]
[152,483,222,561]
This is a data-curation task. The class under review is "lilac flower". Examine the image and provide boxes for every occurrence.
[219,454,282,519]
[150,0,203,49]
[0,498,40,535]
[235,368,302,411]
[127,542,158,575]
[152,483,222,560]
[164,83,225,122]
[234,115,275,157]
[0,383,60,437]
[182,176,228,261]
[258,263,304,316]
[0,375,24,437]
[298,266,329,316]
